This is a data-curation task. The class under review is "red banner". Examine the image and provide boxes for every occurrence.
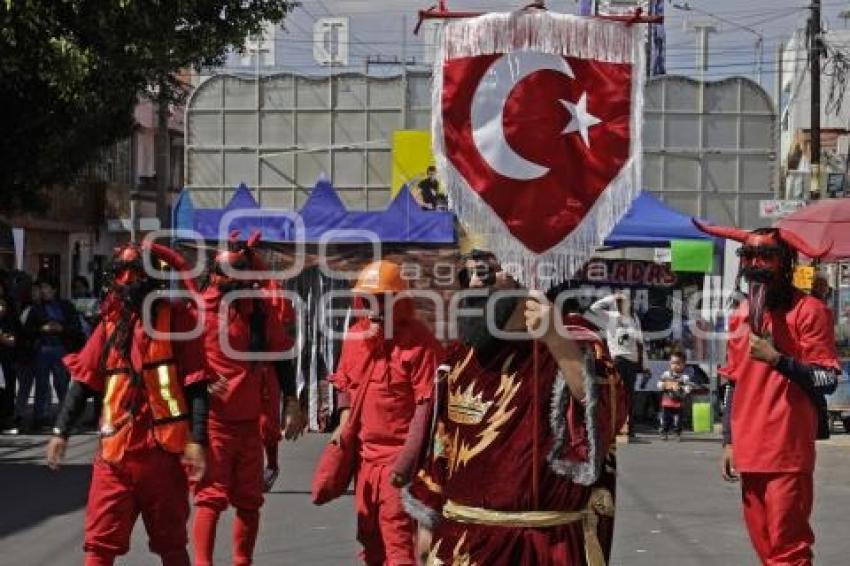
[434,10,644,286]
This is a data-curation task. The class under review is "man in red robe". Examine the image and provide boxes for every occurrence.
[191,234,301,566]
[46,243,208,566]
[330,260,443,565]
[696,222,840,566]
[404,250,625,565]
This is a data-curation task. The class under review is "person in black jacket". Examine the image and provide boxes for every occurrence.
[24,277,83,431]
[0,288,19,434]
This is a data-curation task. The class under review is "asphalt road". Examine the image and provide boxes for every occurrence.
[2,430,849,565]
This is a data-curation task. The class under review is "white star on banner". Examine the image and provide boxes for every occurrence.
[559,92,602,147]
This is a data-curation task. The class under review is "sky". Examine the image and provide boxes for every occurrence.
[219,0,850,97]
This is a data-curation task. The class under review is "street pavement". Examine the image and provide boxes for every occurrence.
[2,430,850,565]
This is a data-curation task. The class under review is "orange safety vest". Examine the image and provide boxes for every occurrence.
[99,302,189,463]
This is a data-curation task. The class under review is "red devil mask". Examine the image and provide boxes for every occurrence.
[693,219,833,330]
[210,230,261,290]
[111,244,144,286]
[692,219,831,260]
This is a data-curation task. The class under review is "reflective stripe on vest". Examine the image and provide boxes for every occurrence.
[156,362,181,417]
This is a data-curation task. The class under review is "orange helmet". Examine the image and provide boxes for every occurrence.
[353,260,408,294]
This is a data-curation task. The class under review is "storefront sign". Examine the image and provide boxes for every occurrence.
[577,259,677,288]
[793,265,815,291]
[840,263,850,288]
[758,199,806,219]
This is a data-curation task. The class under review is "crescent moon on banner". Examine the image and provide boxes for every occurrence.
[470,51,574,181]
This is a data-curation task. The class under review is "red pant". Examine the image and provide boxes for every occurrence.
[741,472,814,566]
[193,418,264,511]
[192,419,264,566]
[355,461,416,566]
[84,448,190,565]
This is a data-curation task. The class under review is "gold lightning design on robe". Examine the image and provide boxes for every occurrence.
[449,354,521,474]
[427,532,474,566]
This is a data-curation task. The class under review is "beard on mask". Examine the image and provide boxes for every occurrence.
[458,291,521,366]
[741,266,793,316]
[116,278,156,312]
[741,266,775,284]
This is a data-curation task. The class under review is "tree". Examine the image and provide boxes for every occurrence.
[0,1,293,212]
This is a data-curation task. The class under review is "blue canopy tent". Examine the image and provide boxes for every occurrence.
[603,191,713,248]
[173,181,455,244]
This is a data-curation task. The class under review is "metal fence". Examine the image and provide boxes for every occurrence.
[185,71,432,211]
[643,75,777,228]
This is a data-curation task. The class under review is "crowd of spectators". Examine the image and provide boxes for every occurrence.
[0,270,96,435]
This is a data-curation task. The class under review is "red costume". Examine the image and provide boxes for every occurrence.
[697,220,840,565]
[331,260,443,566]
[722,294,838,565]
[192,237,294,566]
[405,326,625,565]
[52,244,208,566]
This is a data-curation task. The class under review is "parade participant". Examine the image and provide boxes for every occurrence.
[695,221,840,565]
[404,250,625,565]
[192,233,300,566]
[589,291,645,437]
[45,242,208,566]
[329,259,442,566]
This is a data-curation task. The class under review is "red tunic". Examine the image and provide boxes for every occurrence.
[200,286,293,422]
[721,292,840,473]
[408,336,625,565]
[63,301,206,454]
[332,318,442,465]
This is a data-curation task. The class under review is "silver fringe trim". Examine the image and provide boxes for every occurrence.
[432,10,645,288]
[443,10,636,63]
[547,350,602,486]
[402,486,442,530]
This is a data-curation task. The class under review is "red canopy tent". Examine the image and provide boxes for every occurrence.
[775,198,850,261]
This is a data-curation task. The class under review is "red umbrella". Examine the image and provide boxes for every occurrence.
[775,198,850,261]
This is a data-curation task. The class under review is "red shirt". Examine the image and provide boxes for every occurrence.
[722,292,839,473]
[658,371,685,409]
[332,318,442,465]
[63,301,206,453]
[201,286,294,422]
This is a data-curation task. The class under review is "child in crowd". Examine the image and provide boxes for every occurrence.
[657,349,691,441]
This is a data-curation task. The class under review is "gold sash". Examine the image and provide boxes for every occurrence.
[442,487,615,566]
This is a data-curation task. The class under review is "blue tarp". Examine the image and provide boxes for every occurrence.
[174,181,456,244]
[175,184,705,248]
[604,192,713,248]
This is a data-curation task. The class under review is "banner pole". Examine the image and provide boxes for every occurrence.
[531,259,540,510]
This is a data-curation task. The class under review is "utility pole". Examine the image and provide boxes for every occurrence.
[810,0,822,200]
[402,15,409,129]
[775,42,784,198]
[155,78,171,232]
[689,22,717,113]
[673,3,763,87]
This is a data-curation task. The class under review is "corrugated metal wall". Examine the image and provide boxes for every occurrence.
[643,75,777,229]
[185,71,432,211]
